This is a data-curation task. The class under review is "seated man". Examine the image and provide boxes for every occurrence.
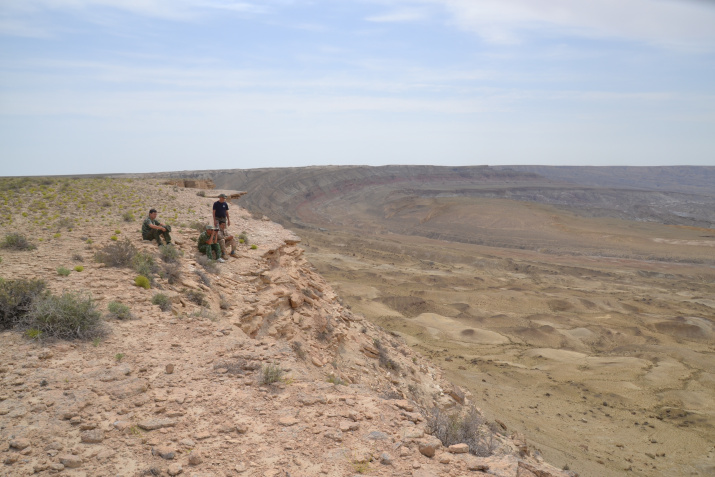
[142,208,173,247]
[198,225,224,262]
[217,221,236,258]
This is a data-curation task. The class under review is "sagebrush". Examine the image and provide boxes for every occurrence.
[19,291,106,341]
[0,278,47,330]
[426,406,497,457]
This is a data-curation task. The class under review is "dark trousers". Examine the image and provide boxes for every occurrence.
[143,225,172,246]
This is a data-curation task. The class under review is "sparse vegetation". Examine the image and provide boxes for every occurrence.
[194,269,211,287]
[132,251,157,280]
[161,261,182,285]
[73,265,84,272]
[107,301,133,320]
[159,244,181,262]
[122,211,135,222]
[19,291,105,341]
[260,363,284,385]
[426,405,497,457]
[0,278,47,330]
[189,221,205,232]
[95,239,137,267]
[185,289,206,306]
[134,275,151,289]
[250,244,257,250]
[115,353,125,362]
[218,293,230,310]
[1,232,36,251]
[327,374,347,386]
[291,341,306,360]
[373,339,399,370]
[196,190,206,197]
[195,254,219,274]
[57,266,71,276]
[151,293,171,312]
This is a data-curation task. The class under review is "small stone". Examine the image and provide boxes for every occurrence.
[168,463,183,475]
[235,422,249,434]
[339,420,359,432]
[96,449,116,461]
[166,364,175,374]
[80,429,105,444]
[58,454,83,468]
[70,416,82,425]
[366,431,389,440]
[278,416,298,427]
[324,429,343,442]
[188,449,203,465]
[394,400,414,412]
[3,454,19,464]
[465,457,490,471]
[448,443,469,454]
[379,452,392,465]
[138,418,177,430]
[438,453,451,464]
[152,445,176,460]
[418,438,441,458]
[113,420,132,431]
[9,438,31,450]
[49,463,65,471]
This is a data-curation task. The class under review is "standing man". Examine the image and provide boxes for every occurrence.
[213,194,230,228]
[142,208,173,247]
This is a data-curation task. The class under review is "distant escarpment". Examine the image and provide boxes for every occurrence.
[205,165,715,231]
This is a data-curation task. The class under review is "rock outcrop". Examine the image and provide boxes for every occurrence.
[0,178,574,476]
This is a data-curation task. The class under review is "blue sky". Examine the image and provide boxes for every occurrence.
[1,0,714,175]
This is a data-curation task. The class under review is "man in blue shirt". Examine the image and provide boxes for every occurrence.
[213,194,230,227]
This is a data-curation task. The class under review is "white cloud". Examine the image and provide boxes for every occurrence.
[429,0,715,50]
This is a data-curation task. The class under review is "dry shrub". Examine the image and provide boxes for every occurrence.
[0,278,47,329]
[161,261,182,285]
[20,291,106,341]
[426,406,497,457]
[95,239,137,267]
[1,233,36,251]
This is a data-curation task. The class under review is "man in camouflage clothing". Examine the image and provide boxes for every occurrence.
[142,209,173,247]
[198,225,224,262]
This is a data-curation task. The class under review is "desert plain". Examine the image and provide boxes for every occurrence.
[209,165,715,477]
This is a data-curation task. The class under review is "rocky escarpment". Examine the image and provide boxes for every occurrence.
[0,178,573,476]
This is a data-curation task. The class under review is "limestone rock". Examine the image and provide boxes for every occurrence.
[418,438,442,458]
[138,418,178,430]
[80,429,105,444]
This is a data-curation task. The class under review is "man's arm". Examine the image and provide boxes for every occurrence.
[226,210,230,226]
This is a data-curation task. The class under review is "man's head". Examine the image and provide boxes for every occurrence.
[205,225,216,233]
[218,222,226,230]
[149,208,157,219]
[218,194,227,202]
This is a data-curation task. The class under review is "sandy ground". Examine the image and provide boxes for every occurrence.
[294,197,715,477]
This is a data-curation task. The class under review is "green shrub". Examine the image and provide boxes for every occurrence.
[110,235,118,241]
[25,328,43,340]
[57,266,71,276]
[327,374,347,386]
[238,232,248,243]
[122,211,135,222]
[134,275,151,289]
[260,363,284,385]
[20,291,105,341]
[0,279,47,330]
[114,229,121,234]
[250,244,257,250]
[1,233,36,251]
[132,251,157,279]
[159,244,181,262]
[107,301,132,320]
[151,293,171,312]
[73,265,84,272]
[95,239,137,267]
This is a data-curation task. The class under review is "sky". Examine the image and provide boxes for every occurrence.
[1,0,714,176]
